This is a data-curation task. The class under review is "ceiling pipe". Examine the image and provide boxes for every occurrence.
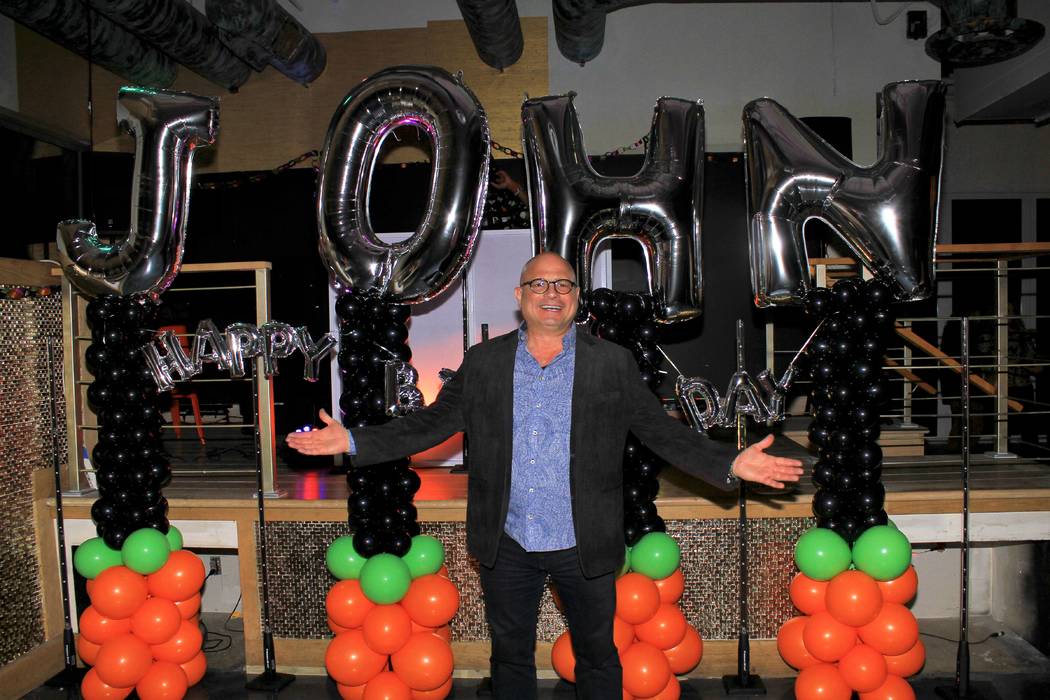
[206,0,326,86]
[457,0,524,70]
[0,0,175,87]
[86,0,251,91]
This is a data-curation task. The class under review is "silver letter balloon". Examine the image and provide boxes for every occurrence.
[317,65,490,303]
[57,87,219,300]
[743,80,947,307]
[522,94,705,323]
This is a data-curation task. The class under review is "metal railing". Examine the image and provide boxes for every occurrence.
[767,243,1050,461]
[58,262,282,495]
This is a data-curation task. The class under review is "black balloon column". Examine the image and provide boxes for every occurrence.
[335,289,420,558]
[803,278,895,543]
[585,288,666,546]
[85,295,170,549]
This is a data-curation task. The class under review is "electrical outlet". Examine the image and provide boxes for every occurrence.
[209,556,222,575]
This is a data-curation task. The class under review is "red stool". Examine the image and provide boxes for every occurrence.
[157,325,206,445]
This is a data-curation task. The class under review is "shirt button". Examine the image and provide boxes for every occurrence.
[528,488,534,493]
[532,430,538,436]
[535,403,541,408]
[529,459,536,464]
[527,514,534,520]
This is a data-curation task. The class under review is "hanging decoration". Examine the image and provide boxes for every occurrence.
[58,87,218,700]
[748,82,947,700]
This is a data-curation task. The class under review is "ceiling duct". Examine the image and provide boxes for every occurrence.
[926,0,1045,66]
[457,0,523,70]
[86,0,250,91]
[0,0,175,87]
[206,0,326,85]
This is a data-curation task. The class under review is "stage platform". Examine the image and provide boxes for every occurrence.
[41,448,1050,679]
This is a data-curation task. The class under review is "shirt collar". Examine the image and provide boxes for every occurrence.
[518,322,577,352]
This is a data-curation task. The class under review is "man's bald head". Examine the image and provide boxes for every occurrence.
[519,252,576,285]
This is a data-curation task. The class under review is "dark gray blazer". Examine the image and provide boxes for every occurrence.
[350,329,738,577]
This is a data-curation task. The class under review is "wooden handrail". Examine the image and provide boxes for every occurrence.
[883,357,938,396]
[809,242,1050,270]
[894,325,1024,412]
[50,260,273,277]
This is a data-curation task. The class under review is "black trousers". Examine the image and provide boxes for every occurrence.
[478,534,622,699]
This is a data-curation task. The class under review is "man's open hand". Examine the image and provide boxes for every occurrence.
[731,434,804,489]
[285,409,349,456]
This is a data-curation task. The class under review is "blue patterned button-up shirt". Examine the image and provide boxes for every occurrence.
[504,324,577,552]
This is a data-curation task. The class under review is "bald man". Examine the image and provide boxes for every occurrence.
[288,252,802,699]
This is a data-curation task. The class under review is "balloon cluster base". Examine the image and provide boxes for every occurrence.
[45,664,88,688]
[934,681,999,700]
[722,672,766,695]
[245,669,296,692]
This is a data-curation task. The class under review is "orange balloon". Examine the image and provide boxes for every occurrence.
[173,593,201,619]
[131,597,182,645]
[551,631,576,682]
[877,566,918,606]
[647,675,681,700]
[337,683,367,700]
[86,578,97,601]
[615,573,661,625]
[435,565,450,578]
[135,660,189,700]
[364,605,414,655]
[795,663,852,700]
[180,651,207,686]
[391,632,454,692]
[328,580,377,629]
[859,674,917,700]
[409,623,451,642]
[839,643,888,692]
[92,567,149,620]
[621,641,671,699]
[326,630,388,687]
[653,569,685,604]
[79,606,132,645]
[331,616,355,635]
[826,570,884,627]
[410,675,453,699]
[364,671,413,700]
[95,633,153,688]
[663,624,703,675]
[858,603,919,656]
[80,668,133,700]
[78,636,102,666]
[150,618,203,664]
[613,616,635,655]
[803,611,858,662]
[622,691,633,700]
[790,572,829,615]
[776,616,819,670]
[635,603,687,650]
[884,638,925,678]
[401,575,460,628]
[147,551,206,602]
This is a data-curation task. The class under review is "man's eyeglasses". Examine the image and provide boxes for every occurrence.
[520,278,578,295]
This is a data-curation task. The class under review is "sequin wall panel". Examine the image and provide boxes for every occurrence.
[0,294,64,665]
[257,516,813,642]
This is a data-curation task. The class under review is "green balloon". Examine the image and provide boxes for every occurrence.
[326,536,366,580]
[402,535,444,579]
[73,537,122,579]
[121,528,171,575]
[619,547,632,577]
[794,528,851,581]
[852,525,912,581]
[165,525,184,551]
[630,532,680,580]
[359,553,412,604]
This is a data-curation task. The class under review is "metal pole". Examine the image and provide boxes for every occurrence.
[245,361,294,692]
[936,317,995,700]
[990,259,1013,458]
[44,337,87,688]
[723,320,765,695]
